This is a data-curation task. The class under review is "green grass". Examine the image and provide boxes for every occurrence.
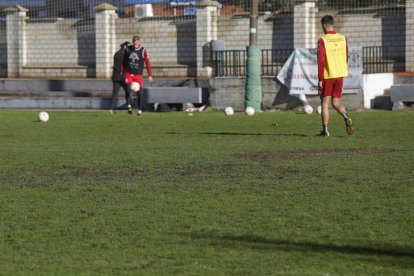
[0,110,413,275]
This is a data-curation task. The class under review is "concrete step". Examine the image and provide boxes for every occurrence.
[0,78,208,92]
[390,84,414,110]
[0,89,144,109]
[394,73,414,85]
[0,90,112,97]
[0,90,122,110]
[0,96,115,109]
[0,79,112,92]
[0,78,209,109]
[19,63,196,79]
[371,95,392,110]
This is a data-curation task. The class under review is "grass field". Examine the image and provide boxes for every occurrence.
[0,110,413,275]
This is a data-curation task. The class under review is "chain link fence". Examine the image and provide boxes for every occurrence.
[0,0,411,78]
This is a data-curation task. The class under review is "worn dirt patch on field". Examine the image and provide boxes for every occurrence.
[236,148,400,160]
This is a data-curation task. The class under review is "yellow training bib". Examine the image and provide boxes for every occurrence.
[321,33,348,79]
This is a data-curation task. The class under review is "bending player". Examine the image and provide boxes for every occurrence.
[110,41,132,114]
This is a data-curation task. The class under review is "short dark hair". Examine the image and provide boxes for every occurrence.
[132,35,140,43]
[321,15,334,25]
[120,41,130,47]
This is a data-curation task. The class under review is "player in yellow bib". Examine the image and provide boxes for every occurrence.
[317,15,354,137]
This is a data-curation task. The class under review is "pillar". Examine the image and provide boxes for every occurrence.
[95,3,117,78]
[195,0,219,78]
[4,5,28,78]
[406,0,414,72]
[293,1,318,49]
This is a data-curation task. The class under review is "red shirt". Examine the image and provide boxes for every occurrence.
[317,30,348,81]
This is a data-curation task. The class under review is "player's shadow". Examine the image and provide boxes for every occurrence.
[166,132,309,137]
[188,232,414,261]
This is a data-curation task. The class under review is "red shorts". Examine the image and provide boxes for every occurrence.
[319,78,343,98]
[125,72,143,89]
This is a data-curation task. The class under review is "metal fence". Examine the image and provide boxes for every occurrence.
[213,46,402,77]
[362,46,405,74]
[0,0,411,78]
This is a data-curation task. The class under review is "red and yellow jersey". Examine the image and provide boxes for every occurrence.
[317,31,348,80]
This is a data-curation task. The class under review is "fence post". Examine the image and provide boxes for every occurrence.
[406,0,414,72]
[4,5,28,78]
[293,1,318,49]
[95,3,117,78]
[195,0,219,78]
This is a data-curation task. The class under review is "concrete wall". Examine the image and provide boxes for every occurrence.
[0,6,406,78]
[215,12,404,60]
[334,14,405,61]
[0,39,6,68]
[209,77,363,111]
[217,14,294,51]
[116,17,197,67]
[25,19,95,66]
[0,21,6,70]
[406,0,414,72]
[361,73,394,109]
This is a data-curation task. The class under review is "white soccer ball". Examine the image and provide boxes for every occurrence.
[245,106,255,116]
[224,106,234,116]
[317,105,322,114]
[38,111,49,122]
[303,104,313,115]
[130,82,140,92]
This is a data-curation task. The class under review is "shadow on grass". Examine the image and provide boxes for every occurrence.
[167,132,309,137]
[188,232,414,261]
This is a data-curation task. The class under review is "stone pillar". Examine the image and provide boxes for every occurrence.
[293,1,318,49]
[95,3,117,78]
[4,5,28,78]
[406,0,414,72]
[195,0,219,78]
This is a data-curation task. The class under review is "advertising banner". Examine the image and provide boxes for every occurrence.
[277,47,363,95]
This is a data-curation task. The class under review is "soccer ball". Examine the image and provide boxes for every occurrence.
[130,82,140,92]
[38,111,49,122]
[303,104,313,114]
[317,105,322,114]
[245,106,255,116]
[224,106,234,116]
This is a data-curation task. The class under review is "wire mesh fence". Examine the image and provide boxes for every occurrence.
[0,0,412,78]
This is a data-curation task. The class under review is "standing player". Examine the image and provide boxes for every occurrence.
[124,35,153,116]
[110,41,133,114]
[317,15,354,137]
